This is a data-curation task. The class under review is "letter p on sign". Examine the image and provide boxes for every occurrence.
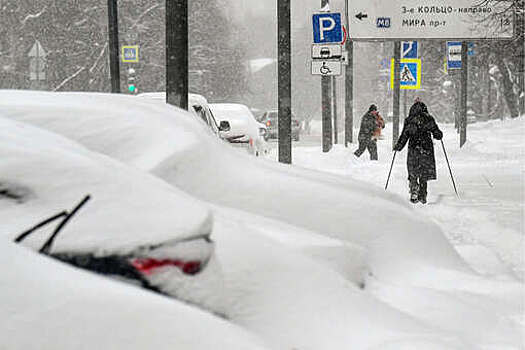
[313,13,343,44]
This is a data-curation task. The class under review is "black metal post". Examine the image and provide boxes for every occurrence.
[392,41,401,149]
[278,0,292,164]
[322,75,332,152]
[332,77,338,144]
[321,0,332,152]
[345,40,354,146]
[166,0,188,109]
[487,72,492,119]
[403,89,407,118]
[107,0,120,93]
[344,0,353,147]
[460,41,468,147]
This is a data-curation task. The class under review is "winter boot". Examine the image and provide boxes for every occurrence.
[409,178,419,203]
[418,181,428,204]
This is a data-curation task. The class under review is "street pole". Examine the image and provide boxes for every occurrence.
[166,0,188,109]
[460,41,468,147]
[487,71,492,119]
[321,0,332,152]
[107,0,120,93]
[344,0,353,146]
[403,89,407,118]
[392,41,401,149]
[278,0,292,164]
[332,77,338,144]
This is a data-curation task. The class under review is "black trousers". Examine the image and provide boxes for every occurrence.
[354,139,378,160]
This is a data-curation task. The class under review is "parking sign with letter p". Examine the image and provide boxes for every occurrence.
[313,13,343,44]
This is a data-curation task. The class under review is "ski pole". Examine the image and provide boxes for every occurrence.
[385,151,397,191]
[440,140,459,198]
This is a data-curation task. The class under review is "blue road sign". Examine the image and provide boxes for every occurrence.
[390,59,421,90]
[313,13,343,44]
[447,41,462,70]
[401,41,418,59]
[122,45,139,63]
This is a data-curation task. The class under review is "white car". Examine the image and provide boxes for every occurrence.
[209,103,269,156]
[138,92,231,138]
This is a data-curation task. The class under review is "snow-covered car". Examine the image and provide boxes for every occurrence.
[2,241,267,350]
[138,92,231,138]
[0,115,215,304]
[257,110,301,141]
[209,103,269,156]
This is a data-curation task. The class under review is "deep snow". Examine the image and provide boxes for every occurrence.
[1,90,523,349]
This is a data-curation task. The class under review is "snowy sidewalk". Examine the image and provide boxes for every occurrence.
[270,118,524,280]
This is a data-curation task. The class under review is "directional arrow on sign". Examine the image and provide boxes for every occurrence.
[355,12,368,21]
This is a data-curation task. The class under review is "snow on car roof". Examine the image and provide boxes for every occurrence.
[209,103,256,122]
[138,92,208,106]
[0,115,211,255]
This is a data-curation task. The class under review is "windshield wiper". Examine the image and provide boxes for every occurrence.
[14,195,91,254]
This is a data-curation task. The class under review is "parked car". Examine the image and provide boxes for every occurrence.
[257,110,301,141]
[0,115,216,302]
[209,103,269,156]
[138,92,231,138]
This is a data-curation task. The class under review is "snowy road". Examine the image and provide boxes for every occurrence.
[269,118,524,280]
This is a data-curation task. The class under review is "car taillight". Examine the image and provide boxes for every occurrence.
[266,121,271,127]
[294,120,299,126]
[131,258,202,276]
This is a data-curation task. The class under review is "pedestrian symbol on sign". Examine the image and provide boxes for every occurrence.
[390,58,421,90]
[401,65,416,82]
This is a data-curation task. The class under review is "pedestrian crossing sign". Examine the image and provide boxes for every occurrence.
[390,58,421,90]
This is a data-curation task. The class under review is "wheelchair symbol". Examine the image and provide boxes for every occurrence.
[320,62,332,75]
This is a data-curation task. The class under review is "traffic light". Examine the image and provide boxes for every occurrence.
[127,67,137,94]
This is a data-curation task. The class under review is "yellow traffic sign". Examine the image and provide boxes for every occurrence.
[390,58,421,90]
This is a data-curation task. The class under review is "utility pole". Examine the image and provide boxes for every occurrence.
[321,0,332,152]
[345,40,354,146]
[107,0,120,93]
[392,41,401,149]
[460,41,468,147]
[332,77,338,144]
[166,0,188,109]
[344,0,353,146]
[403,89,407,118]
[278,0,292,164]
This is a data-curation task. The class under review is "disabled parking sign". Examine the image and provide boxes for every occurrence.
[312,13,343,44]
[390,58,421,90]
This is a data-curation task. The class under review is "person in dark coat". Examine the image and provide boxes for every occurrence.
[354,104,380,160]
[393,101,443,204]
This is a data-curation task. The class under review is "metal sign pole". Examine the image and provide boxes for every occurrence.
[321,0,333,152]
[344,0,353,146]
[278,0,292,164]
[460,41,468,147]
[332,76,338,144]
[166,0,188,109]
[392,41,401,149]
[107,0,120,93]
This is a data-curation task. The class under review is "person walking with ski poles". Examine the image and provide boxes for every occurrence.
[393,99,443,204]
